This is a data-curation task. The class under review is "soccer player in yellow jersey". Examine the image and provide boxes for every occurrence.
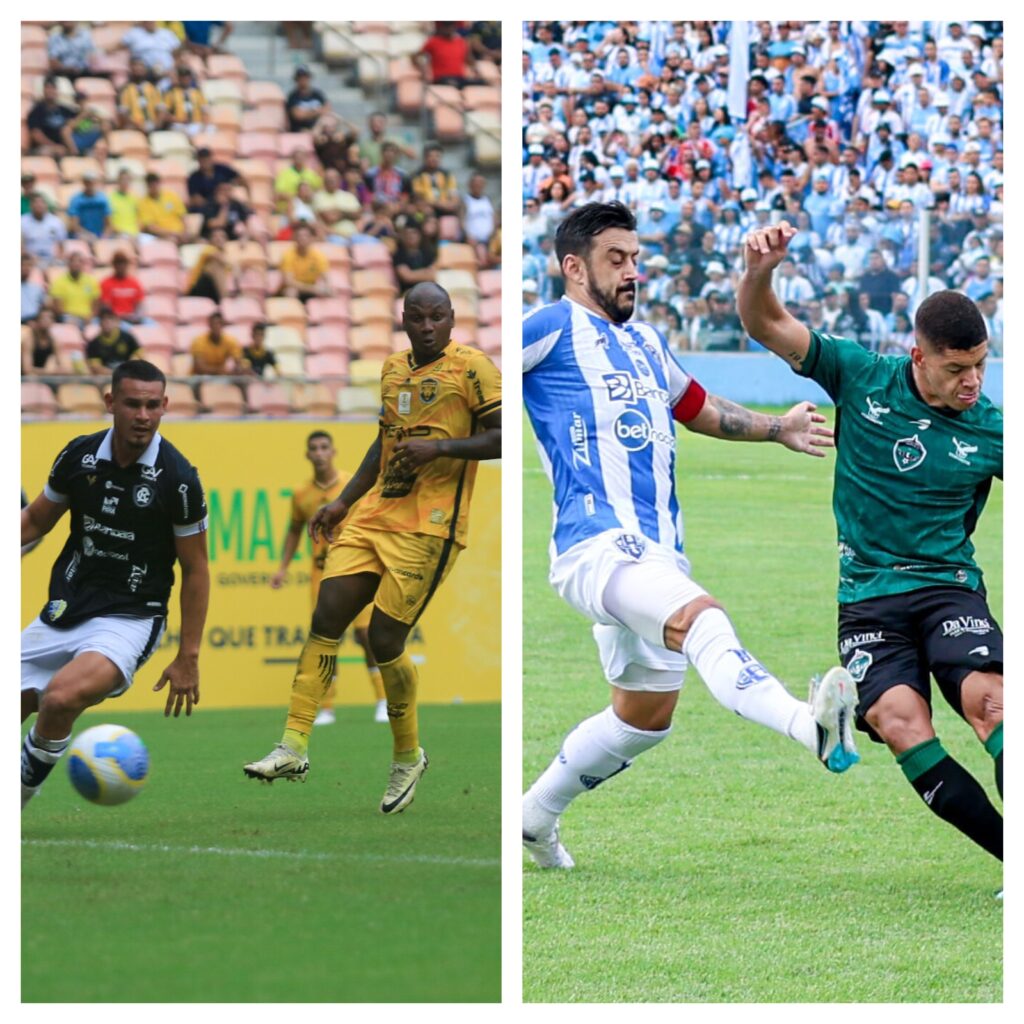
[270,430,387,724]
[244,283,502,813]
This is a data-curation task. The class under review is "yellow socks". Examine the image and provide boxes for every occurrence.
[378,650,419,762]
[282,632,339,756]
[368,666,385,702]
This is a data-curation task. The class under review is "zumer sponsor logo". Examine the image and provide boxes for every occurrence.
[613,410,672,451]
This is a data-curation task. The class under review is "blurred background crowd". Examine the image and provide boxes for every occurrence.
[521,20,1002,355]
[22,20,501,419]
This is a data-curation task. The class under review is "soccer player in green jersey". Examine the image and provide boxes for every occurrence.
[737,222,1003,872]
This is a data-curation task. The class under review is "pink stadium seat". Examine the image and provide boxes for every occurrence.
[306,298,350,327]
[478,269,501,298]
[477,60,500,84]
[439,215,462,242]
[322,244,352,271]
[206,55,248,83]
[56,383,105,416]
[76,77,116,104]
[60,239,93,265]
[191,131,238,162]
[50,322,84,352]
[174,324,207,353]
[351,268,397,298]
[396,78,424,118]
[238,133,279,161]
[242,107,287,133]
[277,133,316,159]
[306,324,350,354]
[140,350,172,374]
[210,105,242,133]
[265,296,307,330]
[238,267,269,301]
[245,81,287,107]
[132,324,175,357]
[164,382,200,418]
[21,155,60,187]
[21,24,47,46]
[351,242,393,271]
[433,105,465,144]
[107,130,150,160]
[22,47,48,77]
[478,296,502,326]
[143,295,178,331]
[233,159,274,186]
[247,381,292,417]
[177,296,219,324]
[61,156,105,183]
[221,296,264,327]
[350,296,394,327]
[305,352,350,379]
[137,266,178,297]
[462,86,501,111]
[437,244,477,272]
[94,238,137,266]
[349,325,394,360]
[477,326,502,356]
[199,381,247,416]
[425,85,463,111]
[138,241,180,268]
[290,382,338,417]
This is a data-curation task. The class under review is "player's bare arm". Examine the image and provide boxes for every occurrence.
[271,521,304,589]
[309,431,383,543]
[153,529,210,718]
[21,492,68,547]
[737,220,813,370]
[686,396,833,458]
[391,409,502,470]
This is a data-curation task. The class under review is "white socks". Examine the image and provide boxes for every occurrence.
[682,608,817,752]
[524,706,671,835]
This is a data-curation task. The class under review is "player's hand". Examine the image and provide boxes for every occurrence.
[391,438,444,471]
[270,568,286,589]
[744,220,797,274]
[775,401,834,458]
[309,497,349,544]
[152,653,200,718]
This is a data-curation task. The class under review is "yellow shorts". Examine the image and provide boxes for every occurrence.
[311,565,372,630]
[321,522,460,625]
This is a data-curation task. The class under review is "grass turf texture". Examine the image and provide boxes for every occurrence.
[22,702,500,1002]
[522,408,1002,1003]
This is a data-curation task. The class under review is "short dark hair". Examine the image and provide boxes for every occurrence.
[307,430,333,446]
[555,201,636,266]
[112,359,166,392]
[915,290,988,351]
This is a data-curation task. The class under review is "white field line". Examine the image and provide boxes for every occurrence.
[22,837,499,869]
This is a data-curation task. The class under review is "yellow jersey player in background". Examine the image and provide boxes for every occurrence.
[270,431,388,724]
[244,282,502,813]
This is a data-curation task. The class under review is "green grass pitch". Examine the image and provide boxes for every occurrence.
[522,408,1002,1003]
[22,703,500,1002]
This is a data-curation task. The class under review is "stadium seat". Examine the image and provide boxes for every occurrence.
[266,241,292,268]
[134,267,177,301]
[241,107,287,133]
[350,296,394,327]
[273,349,305,377]
[436,269,479,299]
[22,155,60,187]
[170,353,194,377]
[305,297,350,328]
[221,296,265,328]
[265,296,307,330]
[164,382,200,417]
[478,296,502,327]
[21,23,47,46]
[209,105,243,134]
[190,131,238,162]
[437,244,478,273]
[61,156,106,183]
[199,381,247,417]
[477,60,500,84]
[133,324,175,357]
[233,159,274,187]
[264,325,305,354]
[140,350,172,374]
[226,239,270,270]
[238,267,270,301]
[104,156,147,183]
[174,324,206,354]
[203,79,244,111]
[468,112,501,168]
[462,86,501,112]
[349,326,393,360]
[322,244,352,271]
[247,381,292,417]
[50,322,84,352]
[21,381,59,419]
[351,242,393,271]
[337,385,383,415]
[142,296,178,333]
[238,133,279,162]
[95,238,137,266]
[305,352,350,379]
[149,131,194,164]
[426,84,463,111]
[395,77,424,119]
[56,382,105,416]
[477,326,502,356]
[290,382,338,417]
[306,324,350,354]
[22,46,48,77]
[139,241,182,268]
[351,268,397,299]
[277,133,316,159]
[206,54,248,83]
[107,130,150,160]
[478,269,501,298]
[450,294,480,323]
[245,81,286,108]
[177,296,219,324]
[347,357,385,386]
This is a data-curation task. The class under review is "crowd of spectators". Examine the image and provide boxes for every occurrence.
[22,20,501,407]
[522,20,1003,355]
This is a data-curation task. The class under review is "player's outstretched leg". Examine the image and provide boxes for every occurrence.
[244,574,377,783]
[22,653,121,808]
[869,686,1002,862]
[369,611,427,814]
[523,698,674,868]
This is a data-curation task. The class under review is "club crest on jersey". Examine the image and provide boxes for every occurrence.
[614,533,646,560]
[419,378,439,404]
[133,483,155,508]
[846,648,873,683]
[948,437,978,466]
[861,397,890,424]
[47,599,67,621]
[893,434,927,472]
[398,390,412,414]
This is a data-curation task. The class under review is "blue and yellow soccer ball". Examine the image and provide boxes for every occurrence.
[67,724,149,806]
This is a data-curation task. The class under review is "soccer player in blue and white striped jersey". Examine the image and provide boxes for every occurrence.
[522,202,859,869]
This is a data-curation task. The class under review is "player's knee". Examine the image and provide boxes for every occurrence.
[962,671,1003,739]
[367,620,407,664]
[866,699,934,754]
[39,681,90,718]
[663,594,724,650]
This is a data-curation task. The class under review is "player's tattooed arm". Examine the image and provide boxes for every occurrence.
[686,397,832,457]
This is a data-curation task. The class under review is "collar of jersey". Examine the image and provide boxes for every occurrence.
[407,342,452,371]
[96,428,163,466]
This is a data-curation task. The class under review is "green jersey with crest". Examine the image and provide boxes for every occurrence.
[797,330,1002,605]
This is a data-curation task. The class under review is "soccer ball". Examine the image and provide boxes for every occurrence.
[67,724,149,806]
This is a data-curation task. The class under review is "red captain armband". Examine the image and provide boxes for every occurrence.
[672,379,707,423]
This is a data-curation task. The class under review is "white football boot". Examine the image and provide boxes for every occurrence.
[810,666,860,773]
[242,744,310,783]
[380,747,428,814]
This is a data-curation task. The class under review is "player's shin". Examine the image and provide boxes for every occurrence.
[282,632,340,756]
[983,722,1003,799]
[378,651,419,762]
[683,608,817,750]
[897,737,1003,860]
[21,727,71,808]
[524,706,670,836]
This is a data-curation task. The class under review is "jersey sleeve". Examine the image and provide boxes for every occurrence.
[44,442,77,503]
[465,350,502,419]
[795,328,875,401]
[171,465,208,537]
[289,488,306,529]
[522,302,570,373]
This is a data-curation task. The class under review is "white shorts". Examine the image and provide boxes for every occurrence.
[549,530,707,692]
[21,615,166,699]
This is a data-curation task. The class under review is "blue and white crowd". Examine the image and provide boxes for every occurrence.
[521,20,1003,355]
